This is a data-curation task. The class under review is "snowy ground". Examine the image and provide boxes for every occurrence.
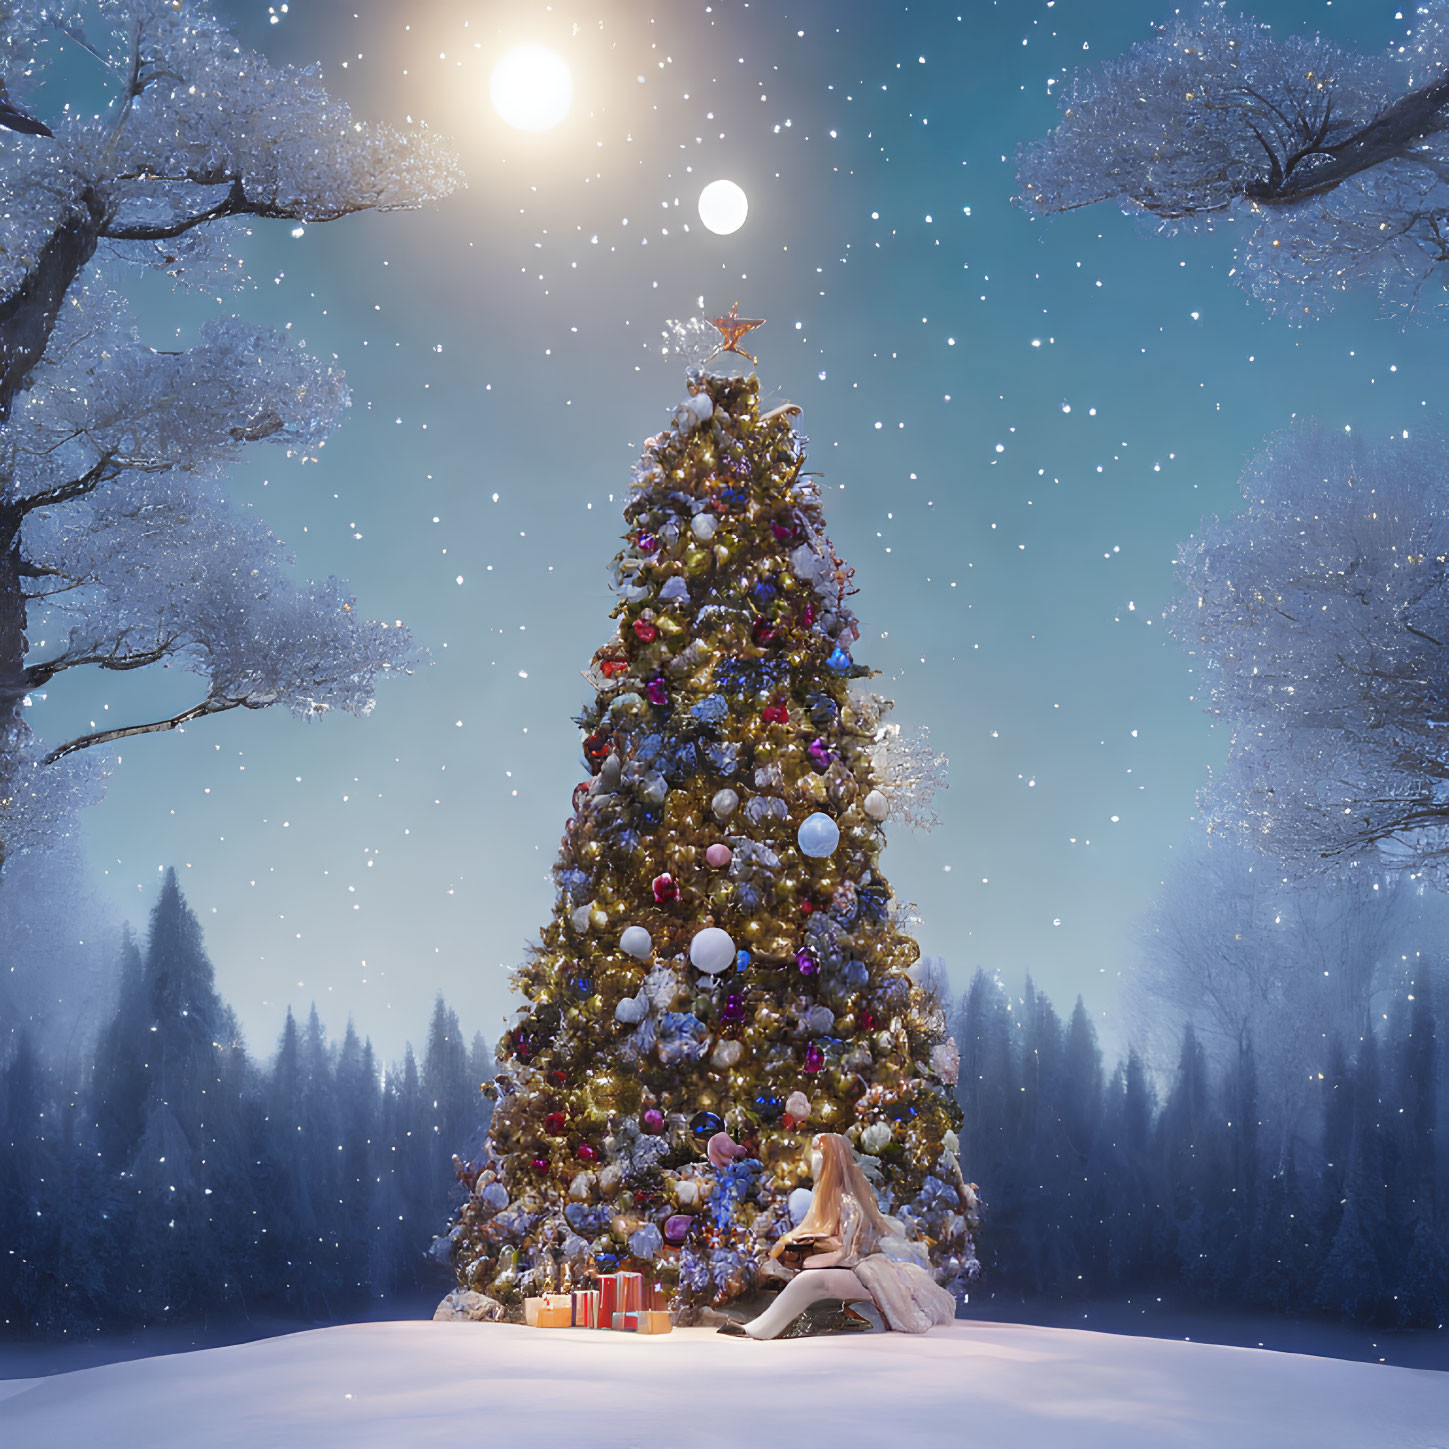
[1,1320,1446,1448]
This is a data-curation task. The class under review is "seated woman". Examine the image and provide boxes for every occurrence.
[720,1132,957,1339]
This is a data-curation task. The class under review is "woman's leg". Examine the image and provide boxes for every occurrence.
[740,1267,872,1340]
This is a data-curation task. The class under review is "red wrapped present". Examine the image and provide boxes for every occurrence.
[616,1271,645,1314]
[598,1274,618,1329]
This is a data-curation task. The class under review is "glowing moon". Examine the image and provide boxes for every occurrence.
[490,45,572,131]
[698,179,749,235]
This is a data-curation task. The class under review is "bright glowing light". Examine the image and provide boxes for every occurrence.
[698,179,749,235]
[490,45,572,131]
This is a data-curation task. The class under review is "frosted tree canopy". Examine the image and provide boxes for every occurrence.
[0,0,462,865]
[1170,426,1449,881]
[1016,2,1449,312]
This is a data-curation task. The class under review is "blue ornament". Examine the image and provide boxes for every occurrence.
[689,1110,725,1142]
[753,1092,784,1123]
[826,647,852,671]
[797,811,841,858]
[736,948,753,972]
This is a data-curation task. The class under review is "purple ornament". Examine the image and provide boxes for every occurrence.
[646,676,669,708]
[795,949,817,977]
[808,736,833,769]
[803,1041,825,1075]
[664,1214,693,1244]
[637,532,658,553]
[722,993,745,1023]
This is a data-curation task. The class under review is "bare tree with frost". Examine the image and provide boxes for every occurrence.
[1017,2,1449,312]
[1169,424,1449,881]
[0,1,461,866]
[1129,839,1405,1157]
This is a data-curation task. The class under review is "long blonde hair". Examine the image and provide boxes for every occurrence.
[769,1133,895,1259]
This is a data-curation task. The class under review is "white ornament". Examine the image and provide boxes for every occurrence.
[785,1091,811,1121]
[615,994,648,1025]
[691,513,718,542]
[711,1038,743,1069]
[686,392,714,425]
[861,1122,893,1154]
[711,787,740,821]
[863,789,890,821]
[658,576,689,602]
[797,811,841,858]
[689,926,736,974]
[619,925,652,960]
[787,1187,814,1225]
[570,904,592,933]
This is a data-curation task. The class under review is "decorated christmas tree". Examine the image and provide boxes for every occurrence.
[448,315,979,1318]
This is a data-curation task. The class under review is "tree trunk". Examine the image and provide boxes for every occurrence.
[0,190,105,868]
[0,189,104,426]
[0,535,28,874]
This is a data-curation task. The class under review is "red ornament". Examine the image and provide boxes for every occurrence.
[800,900,814,915]
[761,698,789,725]
[532,1158,550,1173]
[632,617,658,643]
[803,1042,825,1075]
[770,520,796,541]
[549,1070,569,1086]
[781,1112,797,1131]
[600,659,629,678]
[583,731,613,769]
[544,1111,567,1136]
[576,1144,598,1162]
[752,616,776,645]
[860,1009,879,1032]
[652,872,679,903]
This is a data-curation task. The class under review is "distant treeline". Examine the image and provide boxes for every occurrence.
[5,870,1448,1338]
[953,970,1449,1327]
[0,870,490,1337]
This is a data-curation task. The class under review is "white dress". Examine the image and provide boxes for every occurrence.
[741,1191,956,1338]
[823,1193,957,1335]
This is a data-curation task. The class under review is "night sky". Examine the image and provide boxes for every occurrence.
[32,0,1449,1064]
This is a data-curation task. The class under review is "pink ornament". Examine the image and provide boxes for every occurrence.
[706,1131,748,1169]
[705,843,732,869]
[642,1109,665,1134]
[803,1042,825,1075]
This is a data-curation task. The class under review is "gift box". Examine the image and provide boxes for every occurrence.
[598,1275,618,1328]
[610,1308,672,1334]
[523,1297,543,1328]
[536,1294,573,1328]
[616,1271,645,1314]
[571,1289,601,1329]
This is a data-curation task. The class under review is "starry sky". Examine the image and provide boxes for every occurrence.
[32,0,1449,1065]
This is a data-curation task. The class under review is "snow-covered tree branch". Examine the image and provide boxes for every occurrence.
[0,0,462,866]
[1016,2,1449,312]
[1170,425,1449,881]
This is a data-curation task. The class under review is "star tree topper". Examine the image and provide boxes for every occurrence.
[709,302,765,366]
